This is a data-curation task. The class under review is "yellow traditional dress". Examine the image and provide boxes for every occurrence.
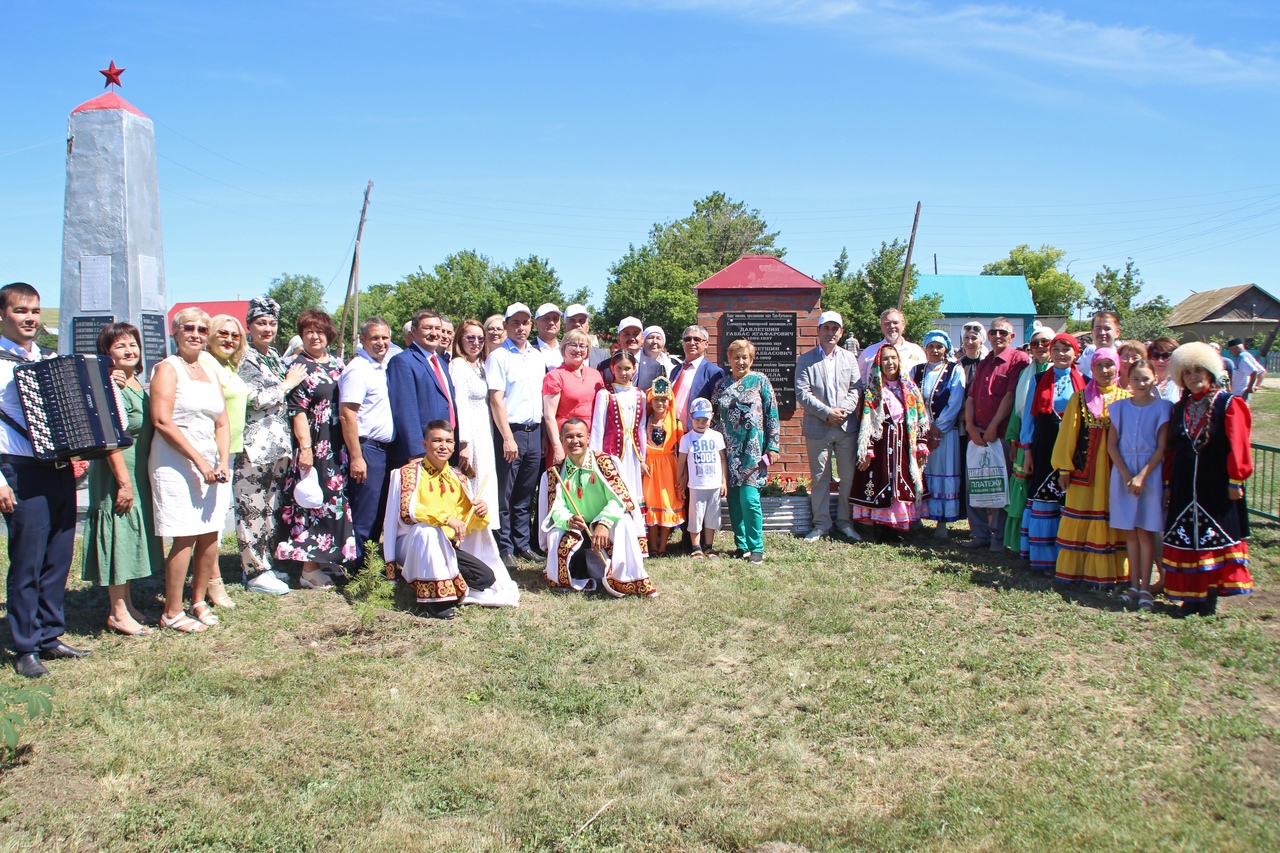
[1051,382,1131,586]
[382,459,520,606]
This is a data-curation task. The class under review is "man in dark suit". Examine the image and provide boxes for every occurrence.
[0,282,89,677]
[387,310,457,468]
[669,324,725,431]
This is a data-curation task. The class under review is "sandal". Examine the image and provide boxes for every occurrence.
[106,616,153,636]
[191,602,220,626]
[1137,590,1155,612]
[1117,587,1139,609]
[691,550,704,561]
[206,578,237,609]
[705,551,721,560]
[160,612,207,633]
[300,569,335,590]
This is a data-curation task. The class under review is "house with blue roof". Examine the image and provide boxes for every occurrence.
[914,274,1040,347]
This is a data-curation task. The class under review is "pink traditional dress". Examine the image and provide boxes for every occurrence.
[851,347,931,531]
[591,384,648,553]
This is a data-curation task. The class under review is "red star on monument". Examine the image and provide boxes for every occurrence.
[99,60,125,89]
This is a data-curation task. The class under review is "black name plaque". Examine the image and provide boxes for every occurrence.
[720,311,797,409]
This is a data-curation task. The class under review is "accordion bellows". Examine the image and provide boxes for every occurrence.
[14,355,133,462]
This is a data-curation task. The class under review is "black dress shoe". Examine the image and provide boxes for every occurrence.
[501,553,517,571]
[14,653,49,678]
[423,603,456,620]
[40,641,92,660]
[515,549,541,562]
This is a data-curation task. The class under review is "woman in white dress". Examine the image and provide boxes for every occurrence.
[449,319,500,514]
[150,308,233,633]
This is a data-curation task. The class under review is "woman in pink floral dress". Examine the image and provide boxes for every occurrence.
[275,309,356,588]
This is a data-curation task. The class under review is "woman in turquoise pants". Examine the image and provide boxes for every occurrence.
[711,338,780,564]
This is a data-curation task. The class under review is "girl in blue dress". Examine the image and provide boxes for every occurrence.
[1106,359,1172,610]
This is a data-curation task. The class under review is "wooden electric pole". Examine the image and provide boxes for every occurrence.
[337,180,374,360]
[897,202,922,310]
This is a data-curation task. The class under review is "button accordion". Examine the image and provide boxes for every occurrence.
[12,355,133,462]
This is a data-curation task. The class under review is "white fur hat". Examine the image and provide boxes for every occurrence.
[1169,341,1224,389]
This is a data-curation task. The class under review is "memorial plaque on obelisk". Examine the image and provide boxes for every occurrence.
[59,62,168,372]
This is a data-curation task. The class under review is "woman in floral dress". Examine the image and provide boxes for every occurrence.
[275,308,356,588]
[711,338,780,564]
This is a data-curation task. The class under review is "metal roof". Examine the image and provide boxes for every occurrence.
[694,254,823,291]
[916,274,1037,316]
[1165,284,1276,327]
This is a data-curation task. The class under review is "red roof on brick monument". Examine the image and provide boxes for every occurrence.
[71,91,148,119]
[694,254,823,291]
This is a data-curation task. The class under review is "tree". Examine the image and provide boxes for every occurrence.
[267,273,326,353]
[356,251,587,343]
[821,241,943,347]
[981,244,1085,316]
[601,192,783,339]
[1089,259,1173,342]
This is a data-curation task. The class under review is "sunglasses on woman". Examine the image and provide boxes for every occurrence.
[216,330,242,341]
[181,323,210,335]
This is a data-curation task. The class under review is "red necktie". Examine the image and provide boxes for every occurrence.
[430,354,456,429]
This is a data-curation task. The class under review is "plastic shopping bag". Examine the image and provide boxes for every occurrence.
[966,439,1008,508]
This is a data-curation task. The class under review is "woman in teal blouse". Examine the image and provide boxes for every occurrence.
[710,338,780,564]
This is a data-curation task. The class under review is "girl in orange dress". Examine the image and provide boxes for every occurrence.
[643,376,684,555]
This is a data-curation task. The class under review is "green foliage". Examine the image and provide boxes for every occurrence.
[357,252,589,341]
[601,192,783,340]
[343,542,397,628]
[822,242,943,347]
[1,682,52,759]
[982,244,1086,316]
[267,273,326,353]
[1090,259,1174,341]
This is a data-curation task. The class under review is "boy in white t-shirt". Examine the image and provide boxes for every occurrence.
[677,397,728,560]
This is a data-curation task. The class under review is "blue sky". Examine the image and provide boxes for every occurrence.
[2,1,1277,317]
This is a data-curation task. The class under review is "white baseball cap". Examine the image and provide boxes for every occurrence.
[1029,324,1054,344]
[535,302,561,320]
[564,304,589,319]
[505,302,532,320]
[818,310,844,328]
[617,316,643,334]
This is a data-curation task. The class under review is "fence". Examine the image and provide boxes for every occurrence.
[1249,443,1280,521]
[1268,352,1280,374]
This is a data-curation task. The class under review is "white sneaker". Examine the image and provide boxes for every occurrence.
[272,570,289,582]
[246,571,290,595]
[836,523,863,542]
[802,528,825,543]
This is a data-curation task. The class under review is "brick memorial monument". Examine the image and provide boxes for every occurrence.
[693,254,823,484]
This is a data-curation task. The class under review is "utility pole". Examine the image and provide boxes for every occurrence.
[897,202,922,310]
[933,253,938,274]
[337,180,373,360]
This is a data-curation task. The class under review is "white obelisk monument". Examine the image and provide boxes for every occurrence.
[59,62,168,372]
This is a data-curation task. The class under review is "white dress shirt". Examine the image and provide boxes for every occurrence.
[0,336,45,489]
[486,338,545,424]
[339,348,394,443]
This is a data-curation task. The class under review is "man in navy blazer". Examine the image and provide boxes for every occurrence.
[669,324,725,430]
[387,310,457,467]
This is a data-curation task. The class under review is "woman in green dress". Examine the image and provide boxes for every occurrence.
[82,322,164,636]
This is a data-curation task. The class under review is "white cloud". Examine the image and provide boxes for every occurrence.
[595,0,1280,87]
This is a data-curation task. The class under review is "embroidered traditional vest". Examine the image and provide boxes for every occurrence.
[912,361,957,421]
[599,389,644,458]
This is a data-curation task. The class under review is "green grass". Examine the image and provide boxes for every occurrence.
[1250,386,1280,447]
[0,526,1277,852]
